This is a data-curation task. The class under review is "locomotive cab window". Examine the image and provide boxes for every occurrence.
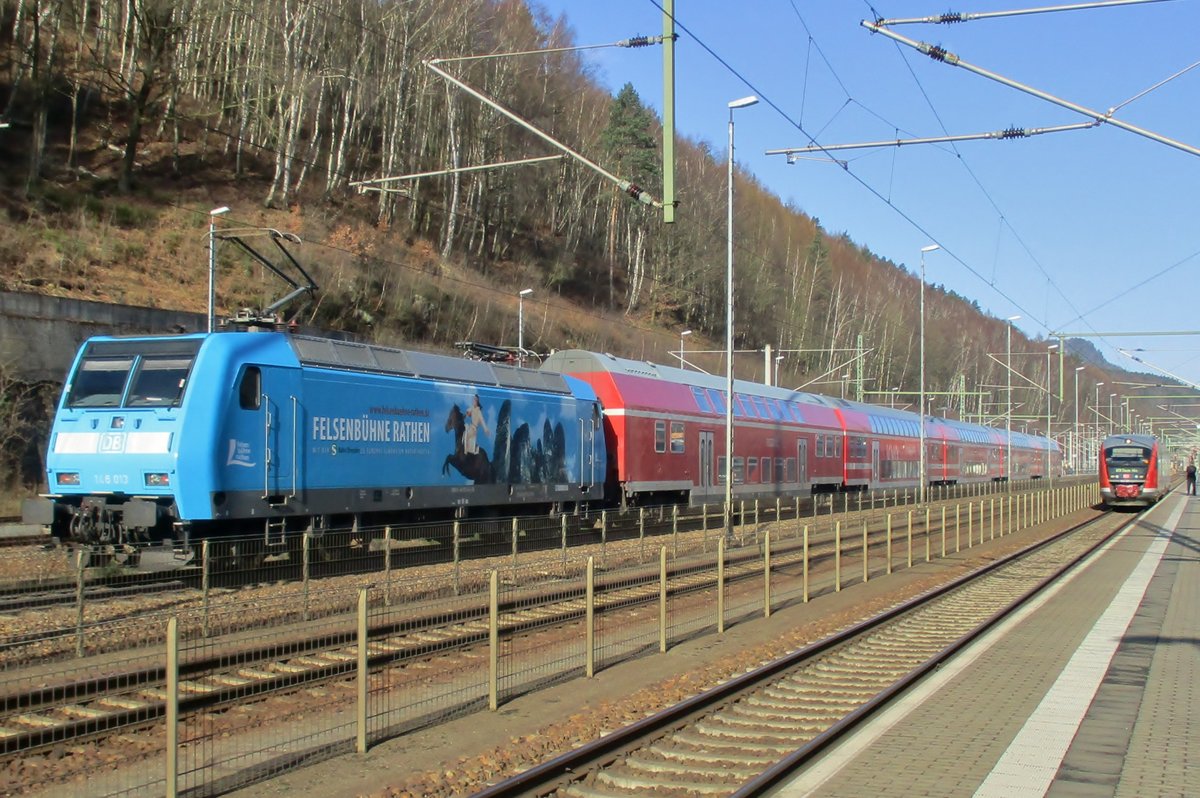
[239,367,262,410]
[126,357,192,407]
[67,357,133,407]
[655,420,667,453]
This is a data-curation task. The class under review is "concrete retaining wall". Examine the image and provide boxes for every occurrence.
[0,291,205,382]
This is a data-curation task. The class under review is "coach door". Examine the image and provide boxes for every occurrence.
[698,431,715,495]
[797,438,808,487]
[871,441,880,488]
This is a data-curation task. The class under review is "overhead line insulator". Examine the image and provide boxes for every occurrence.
[618,35,662,48]
[938,13,964,24]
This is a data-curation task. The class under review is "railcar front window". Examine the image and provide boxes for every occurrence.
[127,357,193,407]
[66,358,133,407]
[1106,446,1149,463]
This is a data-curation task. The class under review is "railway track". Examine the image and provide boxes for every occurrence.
[471,507,1129,798]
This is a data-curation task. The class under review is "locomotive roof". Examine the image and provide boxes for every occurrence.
[289,335,573,395]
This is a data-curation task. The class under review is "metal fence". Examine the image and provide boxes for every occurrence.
[0,478,1101,796]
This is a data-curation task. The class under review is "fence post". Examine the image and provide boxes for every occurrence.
[862,519,869,583]
[803,524,810,602]
[489,570,499,709]
[356,588,368,753]
[586,557,595,677]
[941,506,946,558]
[924,507,931,563]
[718,538,726,633]
[907,510,913,568]
[302,532,311,622]
[385,526,393,606]
[660,547,668,653]
[451,522,460,594]
[672,505,679,557]
[834,520,842,592]
[511,517,519,573]
[165,616,178,798]
[601,510,608,565]
[561,514,568,567]
[764,530,772,617]
[639,507,646,562]
[75,550,85,658]
[886,513,893,574]
[201,540,210,638]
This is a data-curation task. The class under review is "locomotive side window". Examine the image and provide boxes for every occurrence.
[239,367,262,410]
[67,357,133,407]
[654,420,666,453]
[127,357,193,407]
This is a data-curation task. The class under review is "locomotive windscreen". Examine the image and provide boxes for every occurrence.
[67,338,201,408]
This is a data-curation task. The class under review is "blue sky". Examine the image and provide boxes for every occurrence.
[531,0,1200,389]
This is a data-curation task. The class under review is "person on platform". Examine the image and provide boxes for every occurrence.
[1186,460,1196,495]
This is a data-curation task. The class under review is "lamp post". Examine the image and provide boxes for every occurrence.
[774,354,784,386]
[1046,343,1057,481]
[1006,315,1021,481]
[1073,366,1085,472]
[918,244,939,504]
[207,206,231,333]
[1110,393,1117,435]
[725,95,758,542]
[517,288,533,367]
[890,387,899,408]
[1094,382,1103,471]
[679,329,692,368]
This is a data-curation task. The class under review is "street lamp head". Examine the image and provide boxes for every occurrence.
[210,206,231,217]
[728,95,759,109]
[1075,366,1086,372]
[920,244,940,253]
[1048,343,1058,351]
[681,329,692,337]
[519,288,533,297]
[1007,315,1021,322]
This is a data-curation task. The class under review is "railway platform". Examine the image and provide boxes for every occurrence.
[778,489,1197,797]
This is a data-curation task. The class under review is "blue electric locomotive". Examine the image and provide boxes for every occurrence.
[24,332,607,545]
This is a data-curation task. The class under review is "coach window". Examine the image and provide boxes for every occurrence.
[763,457,773,483]
[747,457,758,483]
[655,420,667,453]
[670,421,685,453]
[239,367,262,410]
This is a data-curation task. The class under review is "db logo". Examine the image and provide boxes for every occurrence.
[99,432,127,453]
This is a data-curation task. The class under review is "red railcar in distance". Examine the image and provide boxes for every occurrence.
[1100,433,1166,508]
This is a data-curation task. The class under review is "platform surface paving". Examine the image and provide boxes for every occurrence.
[776,492,1198,798]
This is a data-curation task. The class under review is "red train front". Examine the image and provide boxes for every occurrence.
[1099,433,1165,507]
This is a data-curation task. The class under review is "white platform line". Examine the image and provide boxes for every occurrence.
[775,497,1180,798]
[972,499,1178,797]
